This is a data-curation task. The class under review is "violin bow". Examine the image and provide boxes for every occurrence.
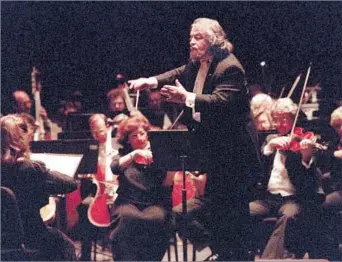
[169,110,184,130]
[135,89,140,110]
[123,81,142,113]
[287,73,302,98]
[278,85,286,99]
[123,82,136,113]
[289,64,312,139]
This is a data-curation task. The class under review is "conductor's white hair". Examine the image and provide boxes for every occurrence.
[192,18,233,53]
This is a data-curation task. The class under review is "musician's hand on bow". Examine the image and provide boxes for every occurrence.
[299,138,314,163]
[161,79,189,104]
[299,138,315,150]
[128,77,158,91]
[132,149,153,165]
[269,136,291,151]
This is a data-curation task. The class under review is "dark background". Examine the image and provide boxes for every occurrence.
[2,1,342,116]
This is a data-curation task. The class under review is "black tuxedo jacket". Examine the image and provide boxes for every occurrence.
[154,52,262,194]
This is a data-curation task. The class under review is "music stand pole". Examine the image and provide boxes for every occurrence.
[180,155,188,261]
[148,130,200,261]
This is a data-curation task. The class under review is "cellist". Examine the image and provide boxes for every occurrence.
[77,113,119,261]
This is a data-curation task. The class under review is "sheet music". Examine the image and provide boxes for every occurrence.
[31,153,83,178]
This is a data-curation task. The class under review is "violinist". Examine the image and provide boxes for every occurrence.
[250,93,275,131]
[249,97,338,260]
[108,115,173,261]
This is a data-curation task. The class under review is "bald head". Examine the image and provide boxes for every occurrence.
[12,90,32,113]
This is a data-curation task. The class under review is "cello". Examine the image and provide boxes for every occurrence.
[31,67,57,223]
[87,82,142,227]
[87,121,119,227]
[31,66,46,141]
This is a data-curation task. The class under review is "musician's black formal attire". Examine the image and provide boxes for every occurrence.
[319,139,342,260]
[250,133,340,260]
[109,149,173,261]
[76,178,98,261]
[1,160,77,261]
[154,50,262,260]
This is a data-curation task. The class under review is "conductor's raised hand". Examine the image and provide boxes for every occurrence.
[160,79,189,104]
[128,77,158,91]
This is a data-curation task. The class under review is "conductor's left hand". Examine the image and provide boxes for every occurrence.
[161,79,190,104]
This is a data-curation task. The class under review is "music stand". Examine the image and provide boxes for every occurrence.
[30,139,99,177]
[30,139,99,232]
[149,130,201,261]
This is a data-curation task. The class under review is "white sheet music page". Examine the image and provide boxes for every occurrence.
[31,153,83,178]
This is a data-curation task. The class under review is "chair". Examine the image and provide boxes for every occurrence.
[167,231,179,262]
[1,186,41,261]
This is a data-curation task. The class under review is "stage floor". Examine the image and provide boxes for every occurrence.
[74,237,341,261]
[74,237,213,262]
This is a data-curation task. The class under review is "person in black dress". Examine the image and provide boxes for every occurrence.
[109,115,173,261]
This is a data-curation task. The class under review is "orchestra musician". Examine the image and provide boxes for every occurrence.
[77,113,118,261]
[319,106,342,258]
[11,90,52,140]
[129,17,261,261]
[322,106,342,211]
[1,114,77,260]
[250,93,275,131]
[106,87,130,120]
[144,89,173,130]
[249,98,340,260]
[19,112,39,141]
[108,115,173,261]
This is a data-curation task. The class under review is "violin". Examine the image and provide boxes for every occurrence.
[278,64,310,152]
[277,64,328,153]
[281,127,328,152]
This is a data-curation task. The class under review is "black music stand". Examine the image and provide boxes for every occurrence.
[30,139,99,177]
[30,139,99,232]
[149,130,201,261]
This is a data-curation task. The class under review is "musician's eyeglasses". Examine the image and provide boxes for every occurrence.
[129,130,147,139]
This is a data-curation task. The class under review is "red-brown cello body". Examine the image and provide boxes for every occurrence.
[88,163,118,227]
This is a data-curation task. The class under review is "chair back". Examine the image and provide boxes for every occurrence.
[1,186,43,261]
[1,186,25,249]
